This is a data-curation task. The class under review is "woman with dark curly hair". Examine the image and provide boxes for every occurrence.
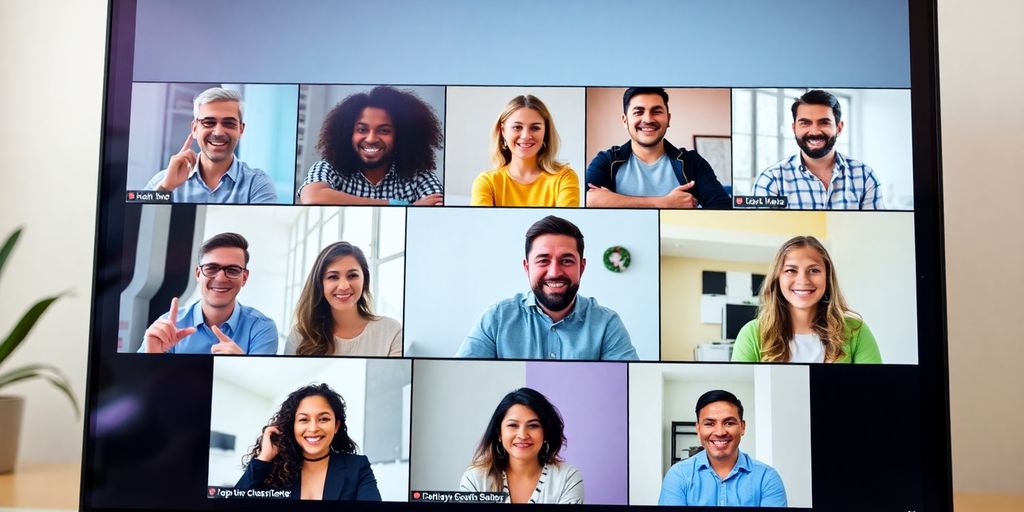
[235,383,381,501]
[298,85,444,206]
[459,388,583,504]
[284,242,401,356]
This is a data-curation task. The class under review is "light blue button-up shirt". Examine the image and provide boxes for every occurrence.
[138,300,278,354]
[659,450,788,507]
[455,292,638,360]
[145,157,278,204]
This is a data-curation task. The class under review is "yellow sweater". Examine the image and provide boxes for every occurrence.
[470,166,580,207]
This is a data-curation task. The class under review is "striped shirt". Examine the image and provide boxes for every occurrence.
[299,159,442,202]
[753,152,884,209]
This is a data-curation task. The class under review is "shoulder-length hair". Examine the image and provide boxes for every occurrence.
[469,387,566,492]
[294,242,378,356]
[317,86,443,179]
[243,383,357,489]
[756,235,860,362]
[489,95,567,173]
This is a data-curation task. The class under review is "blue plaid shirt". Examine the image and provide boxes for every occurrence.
[145,157,278,204]
[753,152,883,209]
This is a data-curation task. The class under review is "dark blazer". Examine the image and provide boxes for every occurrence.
[236,453,382,501]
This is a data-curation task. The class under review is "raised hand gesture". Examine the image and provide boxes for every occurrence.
[256,425,281,462]
[210,324,244,355]
[144,297,197,353]
[160,133,198,192]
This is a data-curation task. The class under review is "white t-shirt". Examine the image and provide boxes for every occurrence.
[284,316,403,356]
[788,333,825,363]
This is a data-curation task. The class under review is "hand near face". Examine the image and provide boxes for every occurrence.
[256,425,281,462]
[161,133,198,191]
[144,297,197,353]
[210,324,244,355]
[412,193,444,206]
[659,181,697,208]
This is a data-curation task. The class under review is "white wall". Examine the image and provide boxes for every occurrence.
[403,208,660,359]
[826,212,918,364]
[762,366,812,508]
[856,90,914,209]
[207,378,273,486]
[443,86,586,205]
[627,364,664,505]
[409,360,526,491]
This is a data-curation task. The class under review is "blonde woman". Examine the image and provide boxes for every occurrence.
[731,236,882,363]
[470,95,580,207]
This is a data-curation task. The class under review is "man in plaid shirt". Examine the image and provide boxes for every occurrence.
[298,86,444,206]
[753,90,884,210]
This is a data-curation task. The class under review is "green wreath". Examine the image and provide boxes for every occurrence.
[603,246,631,273]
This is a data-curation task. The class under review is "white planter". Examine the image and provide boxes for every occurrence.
[0,395,25,473]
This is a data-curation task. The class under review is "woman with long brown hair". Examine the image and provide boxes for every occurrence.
[731,236,882,363]
[470,95,580,207]
[285,242,402,356]
[459,388,584,504]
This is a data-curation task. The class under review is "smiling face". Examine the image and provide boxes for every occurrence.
[351,107,396,171]
[697,400,746,465]
[622,93,670,148]
[793,103,843,160]
[195,246,248,310]
[321,255,365,314]
[500,404,544,463]
[192,100,244,165]
[524,234,585,315]
[501,107,546,162]
[778,245,828,314]
[293,395,340,460]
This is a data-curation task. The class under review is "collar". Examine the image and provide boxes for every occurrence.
[797,152,848,181]
[523,291,586,323]
[188,299,241,331]
[695,449,751,478]
[611,139,684,162]
[188,156,240,189]
[356,162,398,186]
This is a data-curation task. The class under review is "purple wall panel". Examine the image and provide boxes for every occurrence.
[526,362,628,506]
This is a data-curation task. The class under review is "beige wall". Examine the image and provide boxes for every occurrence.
[585,87,731,164]
[939,0,1024,494]
[0,0,1021,497]
[661,257,768,360]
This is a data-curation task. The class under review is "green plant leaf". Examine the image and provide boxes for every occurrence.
[0,294,63,366]
[0,227,22,284]
[0,363,80,419]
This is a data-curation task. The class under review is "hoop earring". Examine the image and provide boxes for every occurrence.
[821,292,831,304]
[541,440,550,457]
[496,443,506,458]
[501,139,508,150]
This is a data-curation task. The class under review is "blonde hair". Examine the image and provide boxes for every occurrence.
[756,236,862,362]
[489,95,567,173]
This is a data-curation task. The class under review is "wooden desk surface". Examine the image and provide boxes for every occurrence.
[1,463,1022,510]
[0,463,79,510]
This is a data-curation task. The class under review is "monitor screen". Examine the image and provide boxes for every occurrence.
[83,0,951,510]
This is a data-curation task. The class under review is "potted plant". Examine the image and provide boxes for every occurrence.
[0,228,80,473]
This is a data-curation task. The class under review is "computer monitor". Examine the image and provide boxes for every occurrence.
[82,0,952,510]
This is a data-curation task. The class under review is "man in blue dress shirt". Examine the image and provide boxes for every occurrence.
[139,232,278,354]
[659,390,787,507]
[145,87,277,203]
[455,215,638,360]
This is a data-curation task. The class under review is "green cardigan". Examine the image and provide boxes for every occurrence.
[731,316,882,363]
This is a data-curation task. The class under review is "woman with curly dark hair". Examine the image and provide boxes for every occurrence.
[298,85,445,206]
[235,383,381,501]
[459,388,583,504]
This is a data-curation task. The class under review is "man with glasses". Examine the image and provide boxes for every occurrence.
[139,232,278,354]
[145,87,278,203]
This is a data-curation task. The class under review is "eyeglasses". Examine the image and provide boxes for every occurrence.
[198,263,246,279]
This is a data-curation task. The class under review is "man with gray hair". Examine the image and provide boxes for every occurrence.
[145,87,278,203]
